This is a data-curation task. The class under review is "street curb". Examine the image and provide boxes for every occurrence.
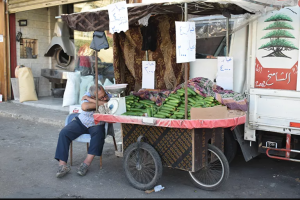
[0,110,65,128]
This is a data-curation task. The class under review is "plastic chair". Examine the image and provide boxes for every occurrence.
[65,113,118,169]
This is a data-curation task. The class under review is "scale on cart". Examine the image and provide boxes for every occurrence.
[104,84,128,115]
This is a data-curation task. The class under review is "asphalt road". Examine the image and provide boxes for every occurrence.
[0,116,299,198]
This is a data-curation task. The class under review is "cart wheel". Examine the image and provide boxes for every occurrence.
[189,144,229,191]
[123,142,162,190]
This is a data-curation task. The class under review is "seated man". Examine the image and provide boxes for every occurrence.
[54,84,109,178]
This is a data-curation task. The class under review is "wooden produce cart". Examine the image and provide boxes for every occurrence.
[94,112,246,191]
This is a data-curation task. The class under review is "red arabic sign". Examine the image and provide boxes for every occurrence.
[255,58,298,90]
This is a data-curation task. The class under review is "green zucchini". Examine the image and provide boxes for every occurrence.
[163,104,176,109]
[188,98,196,104]
[170,115,177,119]
[126,100,134,104]
[174,111,185,116]
[136,104,144,109]
[159,108,173,112]
[139,100,154,104]
[169,93,182,98]
[168,99,181,104]
[167,96,181,101]
[165,102,179,107]
[195,95,204,100]
[176,92,184,96]
[156,112,171,117]
[177,88,192,95]
[176,115,185,119]
[146,107,152,117]
[176,88,185,93]
[130,108,146,112]
[187,87,196,96]
[122,111,144,116]
[125,96,135,99]
[153,114,166,118]
[139,101,155,106]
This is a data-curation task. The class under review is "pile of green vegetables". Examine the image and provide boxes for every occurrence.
[122,88,221,119]
[123,95,158,117]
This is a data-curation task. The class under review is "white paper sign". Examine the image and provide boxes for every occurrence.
[142,61,156,89]
[142,117,154,124]
[0,35,3,42]
[217,57,233,76]
[108,1,129,34]
[216,57,233,90]
[175,22,196,63]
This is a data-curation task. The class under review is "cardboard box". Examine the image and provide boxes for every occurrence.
[190,106,228,120]
[190,106,246,120]
[69,105,83,114]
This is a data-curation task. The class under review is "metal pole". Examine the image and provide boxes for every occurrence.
[184,2,188,119]
[226,17,229,56]
[145,50,148,61]
[95,51,99,112]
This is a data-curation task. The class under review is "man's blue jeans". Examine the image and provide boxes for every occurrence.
[54,117,105,163]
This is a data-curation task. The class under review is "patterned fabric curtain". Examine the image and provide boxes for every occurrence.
[113,14,189,94]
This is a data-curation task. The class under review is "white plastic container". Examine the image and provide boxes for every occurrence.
[69,105,82,114]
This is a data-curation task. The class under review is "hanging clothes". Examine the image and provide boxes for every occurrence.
[113,14,187,93]
[140,17,157,52]
[90,31,109,51]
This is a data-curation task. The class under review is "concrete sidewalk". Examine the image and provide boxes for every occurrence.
[0,101,68,128]
[0,101,122,145]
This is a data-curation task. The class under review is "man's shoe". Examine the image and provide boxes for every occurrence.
[56,165,71,178]
[77,162,89,176]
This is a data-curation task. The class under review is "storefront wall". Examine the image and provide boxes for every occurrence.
[2,0,141,101]
[15,7,58,97]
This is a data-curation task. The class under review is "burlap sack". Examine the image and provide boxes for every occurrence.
[18,67,38,103]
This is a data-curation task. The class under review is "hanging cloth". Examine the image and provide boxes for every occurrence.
[140,17,157,52]
[90,31,109,52]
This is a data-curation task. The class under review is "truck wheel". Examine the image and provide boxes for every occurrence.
[123,142,163,191]
[189,144,230,191]
[224,128,238,163]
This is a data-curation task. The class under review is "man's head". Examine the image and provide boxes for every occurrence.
[89,84,108,101]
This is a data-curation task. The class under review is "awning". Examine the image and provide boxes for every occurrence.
[8,0,88,13]
[61,0,297,32]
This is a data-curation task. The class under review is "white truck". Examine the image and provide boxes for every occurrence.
[190,5,300,163]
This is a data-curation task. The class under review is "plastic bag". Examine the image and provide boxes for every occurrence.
[62,72,81,107]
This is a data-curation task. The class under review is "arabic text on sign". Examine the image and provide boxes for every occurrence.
[217,57,233,90]
[108,1,129,34]
[142,61,156,89]
[175,21,196,63]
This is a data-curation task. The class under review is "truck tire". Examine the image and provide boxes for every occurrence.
[224,128,238,164]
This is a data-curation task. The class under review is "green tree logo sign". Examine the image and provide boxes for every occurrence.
[259,13,298,59]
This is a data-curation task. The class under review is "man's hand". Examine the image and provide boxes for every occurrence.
[206,55,216,59]
[81,95,89,101]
